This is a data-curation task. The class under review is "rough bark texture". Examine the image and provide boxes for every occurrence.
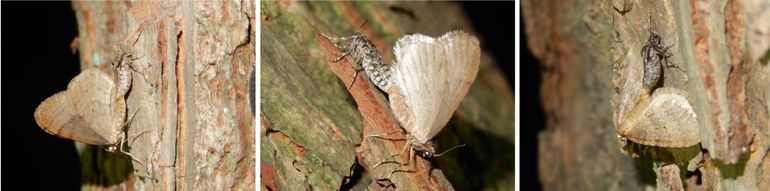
[525,0,770,190]
[261,1,515,190]
[71,1,255,190]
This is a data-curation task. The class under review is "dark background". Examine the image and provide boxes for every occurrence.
[519,8,546,191]
[2,1,82,190]
[461,2,516,93]
[1,1,517,190]
[459,2,518,190]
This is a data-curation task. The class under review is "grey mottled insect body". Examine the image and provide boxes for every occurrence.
[641,30,672,93]
[325,32,391,91]
[112,49,139,97]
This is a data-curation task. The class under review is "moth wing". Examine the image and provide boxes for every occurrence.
[34,91,112,145]
[434,31,480,136]
[388,31,480,143]
[624,88,699,147]
[66,68,123,144]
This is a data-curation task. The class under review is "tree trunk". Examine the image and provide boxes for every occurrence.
[261,2,515,190]
[71,1,255,190]
[524,0,770,190]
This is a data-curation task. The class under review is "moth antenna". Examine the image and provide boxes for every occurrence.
[433,144,466,157]
[129,27,143,47]
[115,24,144,60]
[357,19,369,32]
[647,11,654,34]
[119,24,158,88]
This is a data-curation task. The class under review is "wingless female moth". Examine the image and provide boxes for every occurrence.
[322,20,391,91]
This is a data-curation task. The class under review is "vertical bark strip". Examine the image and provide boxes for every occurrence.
[71,1,255,189]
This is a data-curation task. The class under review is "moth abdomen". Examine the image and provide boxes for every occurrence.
[327,32,392,91]
[641,30,673,94]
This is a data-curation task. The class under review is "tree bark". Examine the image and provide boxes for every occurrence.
[524,0,770,190]
[261,1,515,190]
[71,1,255,190]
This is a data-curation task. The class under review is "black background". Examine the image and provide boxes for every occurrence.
[519,10,545,190]
[2,1,82,190]
[1,1,518,190]
[461,2,516,94]
[460,2,518,190]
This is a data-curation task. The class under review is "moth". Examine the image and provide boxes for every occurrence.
[35,50,143,166]
[35,68,126,147]
[322,26,391,91]
[365,31,480,176]
[323,26,479,176]
[611,15,705,191]
[616,87,699,148]
[113,48,139,97]
[386,30,479,158]
[615,27,699,158]
[641,29,673,94]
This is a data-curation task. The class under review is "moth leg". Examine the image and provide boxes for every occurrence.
[611,0,632,15]
[118,140,157,183]
[321,33,355,50]
[331,51,352,62]
[658,42,674,52]
[321,33,356,42]
[372,142,411,168]
[121,109,141,131]
[666,63,685,73]
[347,68,363,90]
[118,137,145,167]
[324,34,368,90]
[131,65,156,89]
[407,143,415,166]
[119,26,155,89]
[327,49,365,90]
[128,130,150,147]
[664,58,685,73]
[387,145,417,178]
[387,168,417,179]
[115,109,146,167]
[124,51,157,88]
[364,129,405,141]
